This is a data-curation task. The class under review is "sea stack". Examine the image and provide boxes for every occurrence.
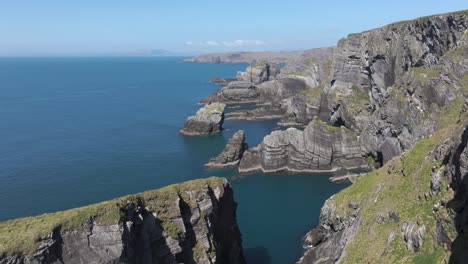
[205,130,247,168]
[180,103,226,136]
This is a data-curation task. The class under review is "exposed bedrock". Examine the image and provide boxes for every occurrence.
[326,11,467,105]
[279,47,334,88]
[320,11,468,166]
[204,130,248,168]
[238,119,368,173]
[297,200,361,264]
[236,62,280,84]
[200,81,259,105]
[0,178,245,264]
[201,77,309,108]
[445,126,468,263]
[180,103,226,136]
[279,96,320,127]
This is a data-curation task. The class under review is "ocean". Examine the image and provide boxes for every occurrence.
[0,57,346,263]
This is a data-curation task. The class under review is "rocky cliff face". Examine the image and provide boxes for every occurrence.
[321,10,468,164]
[296,98,467,263]
[180,103,226,136]
[239,119,368,173]
[236,62,280,84]
[205,130,247,169]
[0,178,245,264]
[327,11,467,104]
[297,200,361,264]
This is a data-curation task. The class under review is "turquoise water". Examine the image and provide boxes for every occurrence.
[0,57,346,263]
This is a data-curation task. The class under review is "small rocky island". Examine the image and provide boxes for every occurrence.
[180,103,226,136]
[204,130,247,168]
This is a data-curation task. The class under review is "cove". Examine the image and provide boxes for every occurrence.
[0,57,347,263]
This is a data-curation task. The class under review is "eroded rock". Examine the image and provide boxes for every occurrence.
[205,130,247,168]
[180,103,226,136]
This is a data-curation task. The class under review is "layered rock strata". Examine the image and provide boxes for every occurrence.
[239,119,368,173]
[204,130,247,168]
[180,103,226,136]
[0,177,245,264]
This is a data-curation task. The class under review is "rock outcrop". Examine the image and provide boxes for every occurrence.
[239,119,368,173]
[401,222,426,251]
[279,47,334,88]
[321,10,468,164]
[201,77,310,108]
[236,62,280,84]
[205,130,247,168]
[180,103,226,136]
[0,178,245,264]
[297,200,361,264]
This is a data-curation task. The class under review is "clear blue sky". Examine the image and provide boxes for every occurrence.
[1,1,466,56]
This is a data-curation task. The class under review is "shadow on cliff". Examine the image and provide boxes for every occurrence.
[119,198,185,264]
[244,246,272,264]
[446,126,468,264]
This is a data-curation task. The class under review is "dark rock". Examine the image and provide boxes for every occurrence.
[205,130,247,168]
[298,200,361,264]
[180,103,226,136]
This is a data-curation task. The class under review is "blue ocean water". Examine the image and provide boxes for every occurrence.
[0,57,346,263]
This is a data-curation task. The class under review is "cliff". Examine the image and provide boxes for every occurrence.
[239,119,368,173]
[322,10,468,164]
[297,75,468,263]
[0,177,245,264]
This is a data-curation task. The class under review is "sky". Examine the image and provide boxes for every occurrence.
[0,1,467,56]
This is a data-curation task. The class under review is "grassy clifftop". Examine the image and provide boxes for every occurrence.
[0,177,226,256]
[328,95,467,263]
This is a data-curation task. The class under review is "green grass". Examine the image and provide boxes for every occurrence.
[334,84,370,116]
[0,177,225,256]
[331,94,467,263]
[443,45,468,64]
[409,67,441,80]
[298,87,322,103]
[304,57,317,66]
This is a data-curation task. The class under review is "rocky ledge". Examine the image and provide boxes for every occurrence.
[180,103,226,136]
[0,177,245,264]
[239,119,368,173]
[204,130,248,169]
